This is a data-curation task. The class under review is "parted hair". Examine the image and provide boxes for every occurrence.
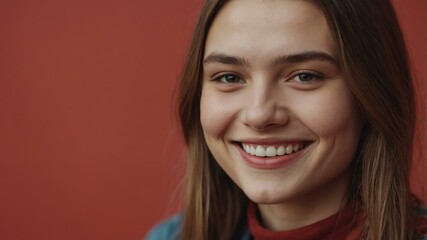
[177,0,417,239]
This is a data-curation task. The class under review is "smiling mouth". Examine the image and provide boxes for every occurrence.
[237,142,309,157]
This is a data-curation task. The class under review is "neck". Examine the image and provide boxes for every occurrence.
[257,172,350,231]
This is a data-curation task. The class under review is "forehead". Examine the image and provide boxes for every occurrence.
[204,0,336,62]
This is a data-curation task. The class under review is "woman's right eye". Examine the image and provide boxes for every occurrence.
[213,74,243,84]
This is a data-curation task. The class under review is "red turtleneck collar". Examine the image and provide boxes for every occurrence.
[247,201,365,240]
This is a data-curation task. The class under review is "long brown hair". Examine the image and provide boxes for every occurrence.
[177,0,417,239]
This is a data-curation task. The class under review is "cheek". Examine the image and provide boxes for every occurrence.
[293,87,362,141]
[200,87,239,139]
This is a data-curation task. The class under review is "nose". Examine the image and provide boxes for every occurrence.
[242,85,289,131]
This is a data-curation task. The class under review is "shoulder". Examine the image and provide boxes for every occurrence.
[145,214,183,240]
[416,203,427,239]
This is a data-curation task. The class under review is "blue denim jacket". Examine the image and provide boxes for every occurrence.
[145,214,182,240]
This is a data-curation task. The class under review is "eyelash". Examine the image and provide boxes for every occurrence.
[210,71,324,86]
[211,73,244,85]
[290,71,325,85]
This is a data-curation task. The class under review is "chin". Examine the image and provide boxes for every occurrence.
[242,187,291,205]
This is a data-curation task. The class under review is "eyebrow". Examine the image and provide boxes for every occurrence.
[270,51,339,67]
[203,52,250,67]
[203,51,338,67]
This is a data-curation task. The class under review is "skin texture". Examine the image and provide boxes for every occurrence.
[200,0,364,232]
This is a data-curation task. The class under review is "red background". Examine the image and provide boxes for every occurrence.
[0,1,425,239]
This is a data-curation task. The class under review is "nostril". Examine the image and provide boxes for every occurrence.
[244,120,288,131]
[243,105,289,131]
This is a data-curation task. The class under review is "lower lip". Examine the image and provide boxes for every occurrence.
[235,144,306,170]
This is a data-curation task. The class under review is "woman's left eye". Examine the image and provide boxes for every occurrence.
[291,71,324,84]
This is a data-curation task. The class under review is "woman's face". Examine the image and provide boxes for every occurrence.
[200,0,363,205]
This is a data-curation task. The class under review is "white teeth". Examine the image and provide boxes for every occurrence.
[277,146,285,156]
[255,145,266,157]
[241,143,304,157]
[250,146,256,155]
[266,146,276,157]
[285,145,293,154]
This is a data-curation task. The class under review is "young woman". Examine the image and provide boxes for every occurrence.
[147,0,427,239]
